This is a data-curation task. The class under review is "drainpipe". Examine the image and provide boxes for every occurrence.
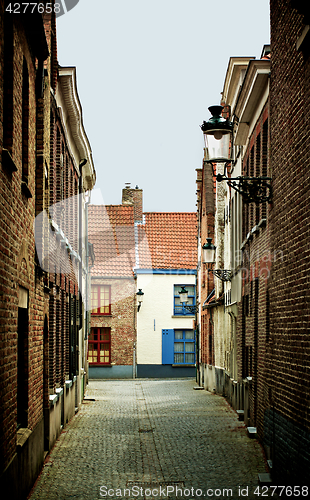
[85,190,91,340]
[78,159,87,391]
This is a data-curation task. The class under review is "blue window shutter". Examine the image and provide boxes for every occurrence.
[162,329,174,364]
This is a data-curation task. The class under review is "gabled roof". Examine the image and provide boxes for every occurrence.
[138,212,197,270]
[88,205,136,277]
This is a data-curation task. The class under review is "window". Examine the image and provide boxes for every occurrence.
[91,285,111,315]
[174,329,195,364]
[22,58,29,183]
[174,285,195,315]
[88,327,111,365]
[18,287,29,428]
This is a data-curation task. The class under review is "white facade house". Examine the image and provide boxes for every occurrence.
[135,212,197,378]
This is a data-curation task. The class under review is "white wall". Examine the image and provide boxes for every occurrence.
[136,273,196,365]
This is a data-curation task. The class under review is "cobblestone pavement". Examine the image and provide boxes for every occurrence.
[28,379,271,500]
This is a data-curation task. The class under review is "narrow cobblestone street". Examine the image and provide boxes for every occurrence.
[28,379,269,500]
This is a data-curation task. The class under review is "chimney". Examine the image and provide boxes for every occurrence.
[122,183,143,222]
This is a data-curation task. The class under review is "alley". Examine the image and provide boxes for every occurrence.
[28,379,268,500]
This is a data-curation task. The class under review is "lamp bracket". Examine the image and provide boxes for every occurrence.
[183,304,199,314]
[216,172,272,204]
[208,269,233,282]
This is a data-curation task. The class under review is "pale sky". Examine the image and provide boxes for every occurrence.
[56,0,270,212]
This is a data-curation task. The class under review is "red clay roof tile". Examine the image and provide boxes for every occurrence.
[88,205,135,277]
[138,212,197,269]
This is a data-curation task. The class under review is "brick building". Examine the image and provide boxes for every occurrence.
[266,0,310,482]
[197,45,274,458]
[218,50,272,431]
[0,4,49,498]
[198,2,310,482]
[88,186,138,379]
[0,3,95,498]
[88,185,197,379]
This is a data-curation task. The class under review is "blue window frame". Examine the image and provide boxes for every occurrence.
[174,284,195,315]
[174,329,195,364]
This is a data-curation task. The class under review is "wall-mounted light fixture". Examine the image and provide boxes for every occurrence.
[202,238,216,264]
[202,237,232,282]
[200,105,272,203]
[178,286,199,314]
[136,288,144,312]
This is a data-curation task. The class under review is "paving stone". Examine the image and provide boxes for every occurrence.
[28,379,272,500]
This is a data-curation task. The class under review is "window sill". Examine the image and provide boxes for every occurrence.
[21,181,33,198]
[49,394,58,406]
[171,315,195,318]
[172,364,195,367]
[89,364,112,367]
[91,314,112,317]
[2,148,17,173]
[17,428,32,448]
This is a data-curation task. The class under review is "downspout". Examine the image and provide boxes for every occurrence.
[78,159,87,390]
[85,191,91,340]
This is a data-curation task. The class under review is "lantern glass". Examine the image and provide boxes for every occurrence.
[136,289,144,303]
[178,286,188,304]
[203,130,231,163]
[202,238,216,264]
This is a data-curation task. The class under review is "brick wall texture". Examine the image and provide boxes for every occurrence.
[197,161,216,368]
[0,3,47,472]
[267,0,310,482]
[0,2,85,496]
[91,279,135,366]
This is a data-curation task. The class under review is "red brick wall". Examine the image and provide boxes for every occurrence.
[0,1,82,481]
[267,0,310,482]
[122,185,143,222]
[197,159,216,367]
[90,279,136,366]
[0,6,47,472]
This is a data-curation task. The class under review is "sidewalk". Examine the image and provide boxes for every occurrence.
[28,379,269,500]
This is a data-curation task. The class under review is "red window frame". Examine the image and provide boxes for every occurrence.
[91,285,111,315]
[88,327,111,365]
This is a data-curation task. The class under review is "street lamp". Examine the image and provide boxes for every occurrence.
[201,105,233,163]
[136,288,144,312]
[178,286,188,305]
[178,286,198,314]
[200,105,272,203]
[201,237,232,282]
[202,238,216,264]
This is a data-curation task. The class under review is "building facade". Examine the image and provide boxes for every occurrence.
[136,212,197,378]
[0,5,49,498]
[88,186,198,379]
[267,0,310,482]
[198,2,310,481]
[88,198,136,379]
[0,3,95,498]
[197,46,272,454]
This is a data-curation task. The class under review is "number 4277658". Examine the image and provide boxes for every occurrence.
[254,486,308,497]
[5,3,61,14]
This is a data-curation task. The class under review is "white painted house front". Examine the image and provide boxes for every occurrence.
[135,212,197,378]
